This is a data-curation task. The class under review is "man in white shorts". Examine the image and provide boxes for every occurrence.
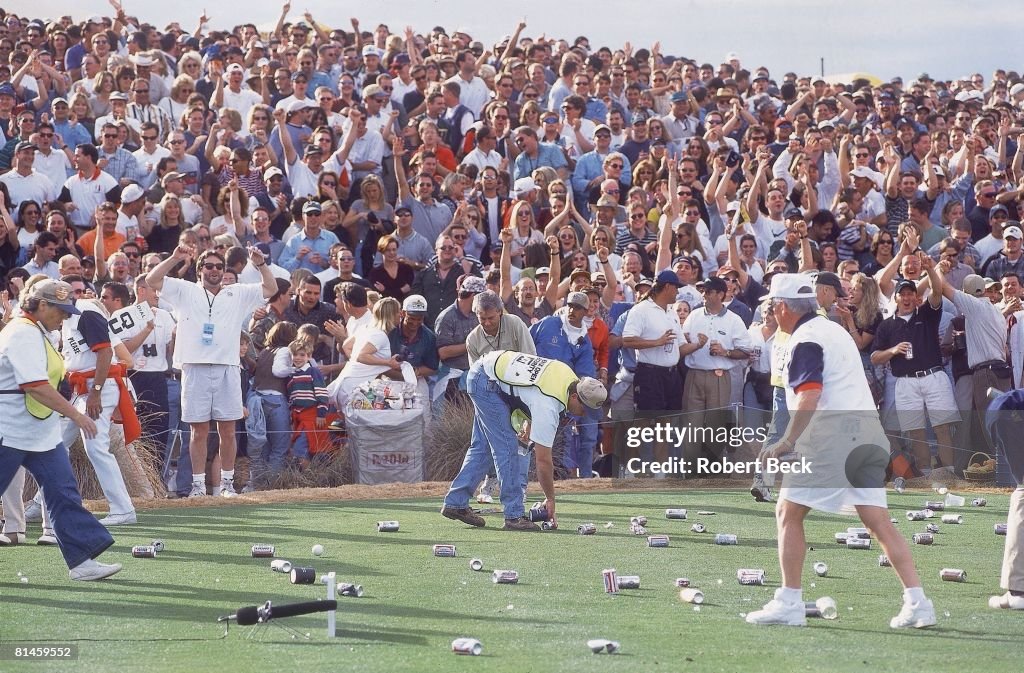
[146,244,275,497]
[746,274,935,629]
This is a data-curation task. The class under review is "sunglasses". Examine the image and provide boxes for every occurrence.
[124,252,140,258]
[438,245,456,251]
[199,236,212,242]
[143,135,158,141]
[203,263,225,270]
[103,133,119,139]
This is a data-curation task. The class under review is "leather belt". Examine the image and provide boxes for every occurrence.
[901,366,943,379]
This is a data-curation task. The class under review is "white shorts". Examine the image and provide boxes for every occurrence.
[894,370,960,431]
[181,364,243,423]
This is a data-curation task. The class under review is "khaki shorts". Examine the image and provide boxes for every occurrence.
[181,364,243,423]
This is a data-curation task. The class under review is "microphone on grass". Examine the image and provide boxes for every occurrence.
[219,600,338,626]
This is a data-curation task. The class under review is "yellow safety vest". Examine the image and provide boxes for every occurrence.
[17,317,66,420]
[492,352,577,433]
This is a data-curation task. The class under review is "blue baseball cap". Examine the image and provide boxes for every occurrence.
[655,269,683,287]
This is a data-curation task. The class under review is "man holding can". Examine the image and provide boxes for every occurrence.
[440,351,607,531]
[746,274,935,628]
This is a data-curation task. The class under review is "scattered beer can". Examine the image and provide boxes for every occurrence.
[451,638,482,656]
[492,570,519,584]
[587,639,609,654]
[813,597,838,620]
[972,498,987,507]
[377,521,400,532]
[906,511,926,521]
[941,514,963,525]
[602,568,619,594]
[835,532,850,544]
[605,641,620,654]
[577,523,597,536]
[804,601,822,618]
[940,568,967,582]
[737,569,767,586]
[251,544,275,558]
[433,544,457,557]
[270,559,293,573]
[131,545,157,558]
[665,509,688,519]
[675,577,691,587]
[697,511,717,516]
[470,558,484,572]
[846,527,871,539]
[528,503,549,522]
[617,575,641,590]
[647,535,669,547]
[925,523,940,534]
[679,588,705,604]
[290,566,316,584]
[629,522,648,536]
[878,554,891,567]
[995,523,1008,536]
[337,582,364,597]
[714,533,737,545]
[923,508,936,519]
[691,522,707,533]
[630,515,648,526]
[541,521,557,531]
[813,561,828,577]
[151,539,165,553]
[924,500,945,511]
[846,537,871,549]
[912,533,934,545]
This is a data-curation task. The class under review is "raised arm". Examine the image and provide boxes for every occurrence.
[393,136,411,202]
[878,226,918,296]
[542,235,562,307]
[273,107,297,166]
[498,226,515,302]
[147,244,194,292]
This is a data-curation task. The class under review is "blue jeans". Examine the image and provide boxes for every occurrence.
[254,392,292,479]
[564,406,600,478]
[164,378,193,495]
[443,363,527,520]
[0,441,114,569]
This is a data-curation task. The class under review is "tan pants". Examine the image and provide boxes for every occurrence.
[682,369,732,462]
[1001,486,1024,592]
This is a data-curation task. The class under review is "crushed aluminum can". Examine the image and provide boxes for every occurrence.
[289,566,316,584]
[602,568,619,594]
[925,523,940,534]
[737,569,766,586]
[469,558,484,572]
[906,511,927,521]
[630,515,648,526]
[151,539,165,553]
[835,532,850,544]
[846,537,871,549]
[675,577,691,587]
[251,544,275,557]
[972,498,987,507]
[270,559,293,573]
[577,523,597,535]
[714,533,737,545]
[541,521,557,531]
[131,545,157,558]
[647,535,669,547]
[492,570,519,584]
[629,522,648,536]
[846,527,871,539]
[337,582,364,597]
[923,508,936,519]
[433,544,457,557]
[941,514,963,525]
[377,521,400,532]
[878,554,891,567]
[691,522,706,533]
[679,588,705,604]
[912,533,934,545]
[616,575,641,590]
[451,638,482,656]
[813,561,828,577]
[924,500,945,511]
[995,523,1008,536]
[665,509,688,519]
[940,568,967,582]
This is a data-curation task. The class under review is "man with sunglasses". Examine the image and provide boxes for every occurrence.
[147,243,276,498]
[572,129,631,215]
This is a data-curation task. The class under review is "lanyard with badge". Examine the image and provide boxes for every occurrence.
[203,289,216,346]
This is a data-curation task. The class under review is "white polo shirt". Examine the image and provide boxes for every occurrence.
[0,170,57,224]
[621,298,684,368]
[160,278,265,367]
[62,169,119,229]
[0,318,62,452]
[681,305,751,370]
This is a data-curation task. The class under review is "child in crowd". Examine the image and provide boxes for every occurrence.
[286,339,332,465]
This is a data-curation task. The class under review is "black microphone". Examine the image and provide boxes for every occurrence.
[221,600,338,626]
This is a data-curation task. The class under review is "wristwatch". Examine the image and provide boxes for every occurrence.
[91,383,103,392]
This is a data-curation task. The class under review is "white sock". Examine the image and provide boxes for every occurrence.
[904,587,926,603]
[778,586,802,604]
[221,470,234,484]
[192,473,206,486]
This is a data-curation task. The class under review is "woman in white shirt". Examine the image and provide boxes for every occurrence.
[329,297,401,409]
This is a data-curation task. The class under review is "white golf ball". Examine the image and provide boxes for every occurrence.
[312,544,324,556]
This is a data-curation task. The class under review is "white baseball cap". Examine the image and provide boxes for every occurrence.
[402,294,428,315]
[767,273,817,300]
[575,377,607,409]
[120,184,145,203]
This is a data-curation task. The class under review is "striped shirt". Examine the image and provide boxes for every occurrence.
[287,363,329,415]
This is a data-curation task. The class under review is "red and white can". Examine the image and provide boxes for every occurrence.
[132,545,157,558]
[602,568,619,594]
[737,569,766,585]
[912,533,934,545]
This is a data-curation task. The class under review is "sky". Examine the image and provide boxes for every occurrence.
[21,1,1024,82]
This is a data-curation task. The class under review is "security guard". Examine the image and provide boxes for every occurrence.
[440,351,607,531]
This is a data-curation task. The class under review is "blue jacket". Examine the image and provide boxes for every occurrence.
[529,315,596,378]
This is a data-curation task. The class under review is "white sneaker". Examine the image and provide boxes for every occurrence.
[219,482,238,498]
[188,484,207,498]
[37,530,58,545]
[0,532,26,545]
[23,500,42,523]
[890,599,936,629]
[99,512,138,527]
[70,558,122,581]
[746,596,807,626]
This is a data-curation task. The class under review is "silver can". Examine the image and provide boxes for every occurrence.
[647,535,670,547]
[616,575,641,589]
[941,514,963,525]
[251,544,275,557]
[337,582,364,597]
[835,532,850,544]
[924,500,945,511]
[846,537,871,549]
[665,509,688,519]
[451,638,482,656]
[679,588,705,604]
[737,569,766,585]
[541,521,557,531]
[906,511,926,521]
[714,533,737,545]
[433,544,457,557]
[846,527,870,539]
[972,498,987,507]
[470,558,484,572]
[905,343,914,360]
[270,559,293,573]
[151,539,165,553]
[629,522,648,536]
[925,523,940,534]
[940,568,967,582]
[377,521,400,532]
[630,515,648,526]
[492,570,519,584]
[131,545,157,558]
[577,523,597,535]
[923,508,936,519]
[878,554,891,567]
[691,522,706,533]
[912,532,934,545]
[813,561,828,577]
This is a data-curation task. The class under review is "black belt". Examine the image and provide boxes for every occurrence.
[635,362,676,372]
[900,366,943,379]
[973,360,1008,372]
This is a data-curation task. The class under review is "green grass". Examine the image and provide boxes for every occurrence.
[0,489,1020,673]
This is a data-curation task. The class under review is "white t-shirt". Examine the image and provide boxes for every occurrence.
[31,151,73,195]
[285,158,321,199]
[0,318,63,452]
[129,305,175,372]
[622,298,685,368]
[116,210,142,239]
[0,170,58,224]
[220,87,263,120]
[160,278,265,367]
[681,305,751,370]
[337,327,391,383]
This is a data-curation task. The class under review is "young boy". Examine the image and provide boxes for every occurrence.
[286,340,332,465]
